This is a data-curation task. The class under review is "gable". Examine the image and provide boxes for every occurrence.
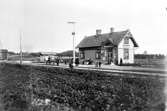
[118,36,137,48]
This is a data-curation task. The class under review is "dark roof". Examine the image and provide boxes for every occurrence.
[76,30,138,48]
[57,50,79,57]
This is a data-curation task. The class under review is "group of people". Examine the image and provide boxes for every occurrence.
[95,61,102,68]
[46,56,104,69]
[46,56,80,69]
[46,56,60,66]
[69,58,79,69]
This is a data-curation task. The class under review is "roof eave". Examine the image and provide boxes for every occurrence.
[77,45,101,49]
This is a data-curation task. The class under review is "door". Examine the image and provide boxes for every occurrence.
[108,51,113,64]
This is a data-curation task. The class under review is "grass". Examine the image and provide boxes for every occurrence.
[135,58,166,68]
[0,63,166,111]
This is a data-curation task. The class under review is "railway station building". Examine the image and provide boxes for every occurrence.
[76,28,139,65]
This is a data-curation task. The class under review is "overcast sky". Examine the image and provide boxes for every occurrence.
[0,0,167,54]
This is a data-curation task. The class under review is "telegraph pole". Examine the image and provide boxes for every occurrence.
[20,31,23,65]
[67,21,76,66]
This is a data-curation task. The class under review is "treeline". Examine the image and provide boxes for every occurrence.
[57,50,79,57]
[8,51,42,57]
[135,54,166,59]
[8,50,79,57]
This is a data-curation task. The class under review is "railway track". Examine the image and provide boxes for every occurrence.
[25,63,167,78]
[1,61,166,78]
[74,67,166,80]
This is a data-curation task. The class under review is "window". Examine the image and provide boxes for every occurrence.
[95,50,101,59]
[80,51,85,59]
[124,37,129,44]
[124,49,129,59]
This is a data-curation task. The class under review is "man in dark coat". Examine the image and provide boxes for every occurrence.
[75,58,79,66]
[56,57,60,66]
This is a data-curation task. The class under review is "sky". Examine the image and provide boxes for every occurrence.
[0,0,167,54]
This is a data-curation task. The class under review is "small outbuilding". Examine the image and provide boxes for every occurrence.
[0,49,8,60]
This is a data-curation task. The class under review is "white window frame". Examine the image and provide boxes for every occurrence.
[80,51,85,59]
[95,50,101,59]
[124,37,129,44]
[124,48,129,60]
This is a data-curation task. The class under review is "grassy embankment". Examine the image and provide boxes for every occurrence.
[135,58,166,68]
[0,63,166,111]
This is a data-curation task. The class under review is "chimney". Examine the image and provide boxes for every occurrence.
[110,27,114,33]
[96,29,102,36]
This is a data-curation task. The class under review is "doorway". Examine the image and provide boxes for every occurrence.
[107,51,113,64]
